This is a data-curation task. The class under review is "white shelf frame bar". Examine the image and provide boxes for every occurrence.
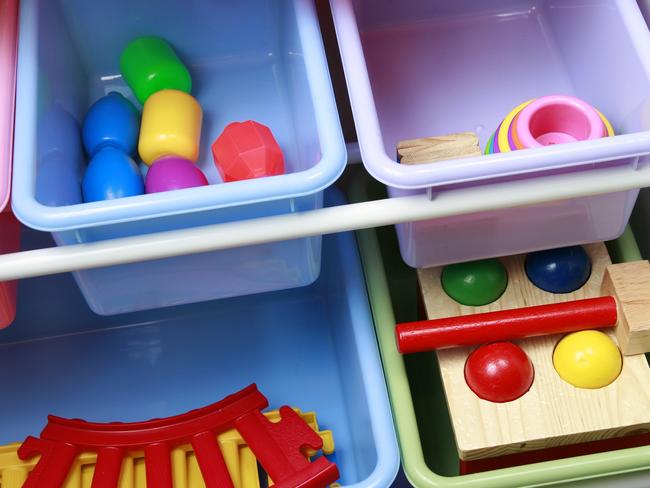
[1,160,649,281]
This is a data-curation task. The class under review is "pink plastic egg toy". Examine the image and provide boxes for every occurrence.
[145,156,208,193]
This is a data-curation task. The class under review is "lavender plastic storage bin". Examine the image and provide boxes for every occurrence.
[331,0,650,268]
[12,0,345,315]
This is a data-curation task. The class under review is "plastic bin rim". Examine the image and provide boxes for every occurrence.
[0,0,18,212]
[11,0,346,232]
[327,189,401,487]
[330,0,650,190]
[399,437,650,488]
[358,131,650,190]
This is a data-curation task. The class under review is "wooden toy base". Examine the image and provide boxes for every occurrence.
[418,244,650,461]
[459,431,650,474]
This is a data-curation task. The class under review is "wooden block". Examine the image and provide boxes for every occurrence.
[397,132,481,164]
[417,243,650,461]
[602,260,650,355]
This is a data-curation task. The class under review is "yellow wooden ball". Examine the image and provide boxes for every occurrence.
[553,330,622,389]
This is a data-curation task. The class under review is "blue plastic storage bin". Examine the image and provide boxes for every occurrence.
[12,0,346,315]
[0,191,399,487]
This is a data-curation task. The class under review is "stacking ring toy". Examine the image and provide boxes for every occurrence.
[516,96,605,148]
[487,95,614,155]
[496,99,534,153]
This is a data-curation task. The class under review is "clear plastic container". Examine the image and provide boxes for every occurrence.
[0,0,20,328]
[0,190,399,487]
[12,0,345,314]
[332,0,650,267]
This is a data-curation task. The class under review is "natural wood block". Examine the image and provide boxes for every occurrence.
[602,260,650,355]
[417,243,650,461]
[397,132,481,164]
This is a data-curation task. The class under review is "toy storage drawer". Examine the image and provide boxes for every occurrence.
[331,0,650,268]
[355,176,650,487]
[12,0,345,315]
[0,192,398,487]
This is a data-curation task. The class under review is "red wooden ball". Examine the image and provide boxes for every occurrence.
[464,342,534,403]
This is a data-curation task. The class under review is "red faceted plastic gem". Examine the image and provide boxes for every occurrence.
[212,120,285,182]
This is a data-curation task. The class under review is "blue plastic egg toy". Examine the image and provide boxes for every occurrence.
[36,107,85,206]
[82,92,140,157]
[525,246,591,294]
[82,147,144,202]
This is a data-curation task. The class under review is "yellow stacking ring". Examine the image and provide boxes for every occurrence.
[497,99,534,153]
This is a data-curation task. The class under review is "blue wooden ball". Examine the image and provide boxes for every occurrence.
[525,246,591,294]
[82,147,144,202]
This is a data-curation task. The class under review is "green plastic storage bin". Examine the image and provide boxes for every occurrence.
[350,171,650,487]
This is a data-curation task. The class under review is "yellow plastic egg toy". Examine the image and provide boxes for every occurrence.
[138,89,202,166]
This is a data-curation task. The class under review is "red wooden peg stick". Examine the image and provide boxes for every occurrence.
[397,296,618,354]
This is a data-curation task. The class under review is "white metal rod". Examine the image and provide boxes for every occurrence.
[1,163,650,281]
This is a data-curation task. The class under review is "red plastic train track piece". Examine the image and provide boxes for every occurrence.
[236,406,340,488]
[18,384,339,488]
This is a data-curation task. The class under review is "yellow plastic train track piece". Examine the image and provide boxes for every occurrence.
[0,409,337,488]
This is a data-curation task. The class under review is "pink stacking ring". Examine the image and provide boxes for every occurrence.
[515,95,606,148]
